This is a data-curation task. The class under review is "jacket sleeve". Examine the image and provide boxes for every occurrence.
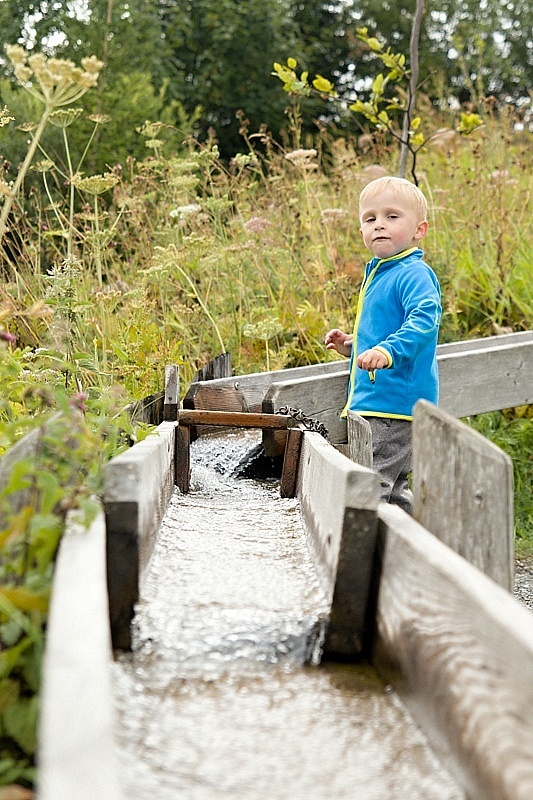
[376,265,441,366]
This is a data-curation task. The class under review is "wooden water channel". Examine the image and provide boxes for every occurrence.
[30,330,533,799]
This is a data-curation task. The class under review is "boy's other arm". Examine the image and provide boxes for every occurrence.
[325,329,353,358]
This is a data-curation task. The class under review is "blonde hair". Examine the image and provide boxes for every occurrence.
[359,176,428,223]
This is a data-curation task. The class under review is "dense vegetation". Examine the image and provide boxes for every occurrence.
[0,12,531,791]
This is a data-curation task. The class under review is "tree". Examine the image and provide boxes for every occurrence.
[344,0,532,109]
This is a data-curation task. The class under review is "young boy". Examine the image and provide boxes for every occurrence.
[325,176,441,513]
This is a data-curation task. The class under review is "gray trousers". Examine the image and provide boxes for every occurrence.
[364,417,413,514]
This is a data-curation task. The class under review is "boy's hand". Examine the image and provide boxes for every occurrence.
[325,329,353,357]
[357,348,389,371]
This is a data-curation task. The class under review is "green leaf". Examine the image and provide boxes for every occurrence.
[3,694,38,754]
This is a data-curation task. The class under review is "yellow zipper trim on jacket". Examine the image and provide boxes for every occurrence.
[340,247,419,418]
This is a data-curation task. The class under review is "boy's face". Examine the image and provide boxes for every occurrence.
[359,188,428,260]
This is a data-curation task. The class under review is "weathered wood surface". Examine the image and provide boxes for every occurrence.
[163,364,179,421]
[296,432,380,657]
[175,423,191,494]
[412,400,514,589]
[438,334,532,416]
[178,409,297,429]
[279,427,303,498]
[104,421,177,650]
[191,351,232,382]
[263,372,349,444]
[346,411,373,468]
[39,509,124,800]
[199,332,532,437]
[372,503,533,800]
[183,360,348,413]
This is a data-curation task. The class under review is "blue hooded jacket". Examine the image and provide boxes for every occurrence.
[342,247,441,420]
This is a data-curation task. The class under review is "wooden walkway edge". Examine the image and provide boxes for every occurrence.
[38,509,124,800]
[371,503,533,800]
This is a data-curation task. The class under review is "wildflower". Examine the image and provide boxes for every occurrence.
[88,114,112,125]
[72,172,119,195]
[48,108,84,129]
[321,208,348,225]
[69,392,88,413]
[0,329,16,343]
[243,216,271,235]
[0,106,14,127]
[169,203,202,220]
[284,148,318,168]
[231,153,259,170]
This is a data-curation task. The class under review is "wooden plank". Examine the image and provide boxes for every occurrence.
[192,351,232,381]
[438,338,533,416]
[39,509,124,800]
[163,364,179,421]
[175,423,191,494]
[104,421,177,650]
[183,383,250,413]
[297,433,380,657]
[346,411,373,468]
[371,503,533,800]
[437,329,533,355]
[178,409,296,429]
[412,400,514,589]
[279,427,303,498]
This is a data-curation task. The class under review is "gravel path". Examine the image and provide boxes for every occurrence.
[514,558,533,610]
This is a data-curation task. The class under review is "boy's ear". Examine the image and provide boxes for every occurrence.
[415,220,428,240]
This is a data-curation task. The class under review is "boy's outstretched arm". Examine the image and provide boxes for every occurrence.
[325,328,353,358]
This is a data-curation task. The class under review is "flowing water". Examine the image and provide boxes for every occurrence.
[112,430,464,799]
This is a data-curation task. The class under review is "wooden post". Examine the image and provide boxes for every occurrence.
[412,399,514,589]
[175,424,191,494]
[347,411,373,468]
[279,427,303,498]
[163,365,179,421]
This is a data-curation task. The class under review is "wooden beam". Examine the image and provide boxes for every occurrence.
[412,400,514,589]
[372,503,533,800]
[178,409,296,429]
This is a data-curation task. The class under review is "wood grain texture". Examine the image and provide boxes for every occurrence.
[412,400,514,589]
[346,411,373,468]
[181,332,531,436]
[163,364,179,421]
[183,360,348,414]
[39,510,124,800]
[263,372,349,444]
[178,409,295,429]
[438,336,533,416]
[372,503,533,800]
[297,433,380,656]
[104,421,177,649]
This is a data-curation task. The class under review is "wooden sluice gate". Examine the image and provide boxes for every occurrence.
[31,330,533,799]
